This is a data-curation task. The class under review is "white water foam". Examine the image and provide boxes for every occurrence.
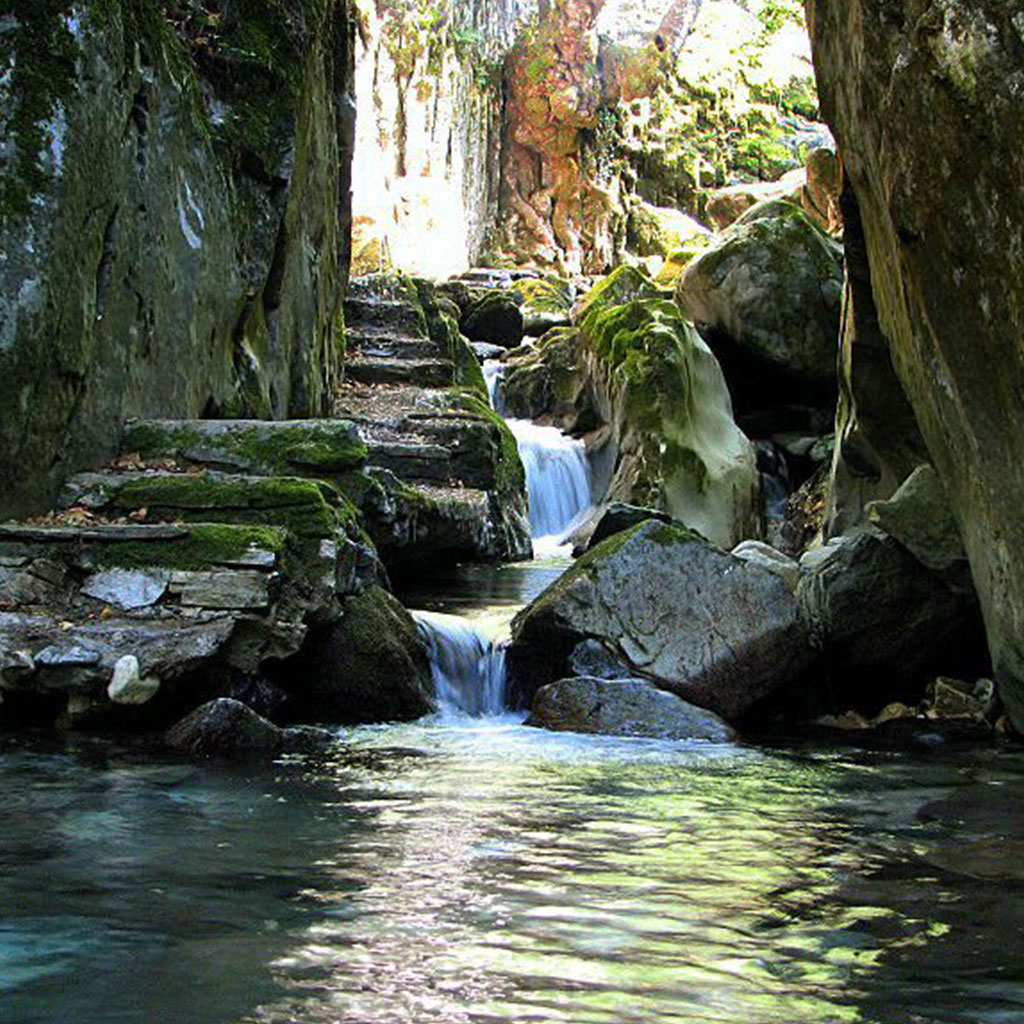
[413,611,509,719]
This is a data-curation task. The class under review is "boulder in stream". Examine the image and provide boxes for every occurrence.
[528,676,738,742]
[508,520,812,721]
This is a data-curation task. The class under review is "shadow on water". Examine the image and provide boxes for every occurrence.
[4,726,1024,1024]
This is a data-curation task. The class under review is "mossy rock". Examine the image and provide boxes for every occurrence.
[445,388,526,500]
[577,295,758,547]
[574,266,663,331]
[76,471,357,539]
[412,278,487,399]
[284,585,434,723]
[676,199,843,389]
[461,291,525,349]
[98,523,286,572]
[123,419,369,477]
[510,276,574,316]
[502,327,590,426]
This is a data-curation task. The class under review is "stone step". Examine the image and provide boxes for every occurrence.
[344,358,454,388]
[121,419,368,477]
[59,470,352,539]
[364,440,455,485]
[345,329,440,360]
[343,297,427,336]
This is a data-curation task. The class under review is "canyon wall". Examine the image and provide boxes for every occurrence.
[807,0,1024,726]
[0,0,355,518]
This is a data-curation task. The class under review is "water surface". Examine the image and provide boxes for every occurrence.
[3,721,1024,1024]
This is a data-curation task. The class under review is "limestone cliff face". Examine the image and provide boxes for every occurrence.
[0,0,355,519]
[806,1,1024,725]
[349,0,520,277]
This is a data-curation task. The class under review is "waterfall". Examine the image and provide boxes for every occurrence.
[413,611,508,718]
[505,419,593,545]
[485,360,594,553]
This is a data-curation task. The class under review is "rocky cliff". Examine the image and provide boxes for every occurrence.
[0,0,356,519]
[807,0,1024,726]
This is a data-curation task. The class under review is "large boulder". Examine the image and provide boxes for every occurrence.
[807,1,1024,728]
[527,677,738,742]
[797,530,987,711]
[675,200,843,405]
[575,271,760,548]
[508,520,812,721]
[461,291,525,349]
[281,586,434,723]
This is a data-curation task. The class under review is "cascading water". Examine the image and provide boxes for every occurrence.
[413,611,510,719]
[411,358,597,718]
[486,359,594,554]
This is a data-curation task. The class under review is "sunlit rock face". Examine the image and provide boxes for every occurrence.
[350,0,524,278]
[807,0,1024,727]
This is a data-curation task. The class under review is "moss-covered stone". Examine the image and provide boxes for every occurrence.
[93,472,355,539]
[575,266,663,330]
[99,523,286,571]
[123,420,368,476]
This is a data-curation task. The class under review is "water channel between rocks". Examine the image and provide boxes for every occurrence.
[4,367,1024,1024]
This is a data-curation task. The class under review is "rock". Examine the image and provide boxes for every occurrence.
[573,271,759,547]
[461,292,525,349]
[796,529,987,704]
[807,1,1024,729]
[166,699,286,756]
[866,465,966,574]
[508,520,812,720]
[0,3,356,520]
[282,586,435,724]
[81,569,170,611]
[730,541,801,592]
[527,677,738,742]
[676,200,843,403]
[501,328,590,428]
[567,639,635,680]
[107,655,160,706]
[510,277,574,337]
[627,202,711,258]
[586,504,673,550]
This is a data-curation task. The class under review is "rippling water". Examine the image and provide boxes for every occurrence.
[3,722,1024,1024]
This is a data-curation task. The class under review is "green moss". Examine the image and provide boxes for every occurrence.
[100,523,286,571]
[0,2,81,220]
[575,266,661,332]
[446,389,527,498]
[412,277,488,399]
[511,276,573,315]
[123,420,368,474]
[108,473,349,537]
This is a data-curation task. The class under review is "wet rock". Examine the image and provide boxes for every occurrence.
[107,655,161,706]
[527,677,738,742]
[676,200,842,404]
[282,586,434,724]
[166,699,286,756]
[509,520,812,720]
[461,292,525,349]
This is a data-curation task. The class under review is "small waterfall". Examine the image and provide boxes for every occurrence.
[413,611,508,718]
[484,359,594,552]
[506,419,593,544]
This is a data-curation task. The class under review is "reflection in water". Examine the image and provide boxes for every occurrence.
[4,730,1024,1024]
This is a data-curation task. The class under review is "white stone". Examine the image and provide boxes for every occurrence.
[731,540,801,592]
[107,655,161,706]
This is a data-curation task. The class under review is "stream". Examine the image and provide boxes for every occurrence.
[3,367,1024,1024]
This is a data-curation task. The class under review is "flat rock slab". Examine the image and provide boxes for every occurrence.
[122,419,368,475]
[509,520,812,721]
[528,676,738,742]
[81,569,170,610]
